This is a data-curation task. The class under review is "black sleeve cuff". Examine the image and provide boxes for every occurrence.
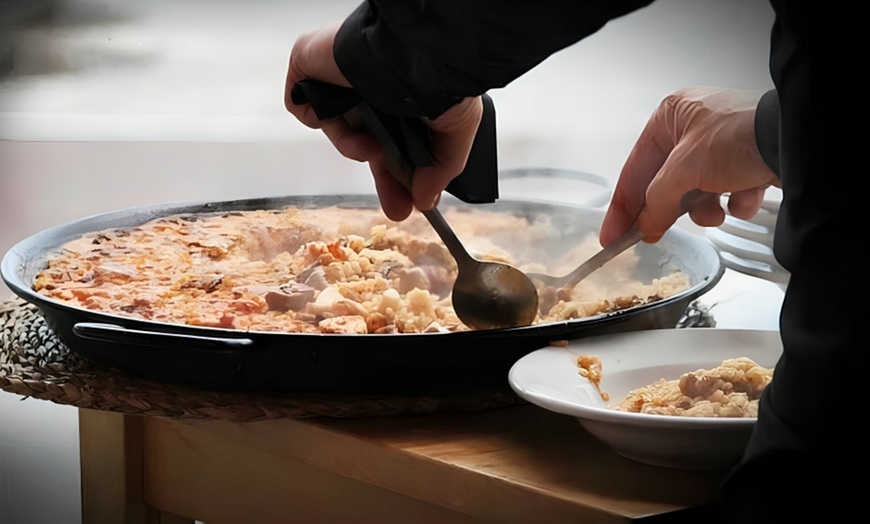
[333,2,462,119]
[755,89,781,177]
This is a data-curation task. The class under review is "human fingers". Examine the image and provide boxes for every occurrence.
[726,186,767,220]
[284,21,349,128]
[319,120,414,218]
[319,119,383,163]
[600,100,676,246]
[686,192,726,228]
[370,161,415,221]
[411,97,483,210]
[607,87,780,244]
[635,151,702,243]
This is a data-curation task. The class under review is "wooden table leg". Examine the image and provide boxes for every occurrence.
[78,409,194,524]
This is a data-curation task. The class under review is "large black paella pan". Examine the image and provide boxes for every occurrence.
[2,194,723,394]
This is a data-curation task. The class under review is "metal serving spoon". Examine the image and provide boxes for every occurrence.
[291,80,539,330]
[525,224,645,289]
[371,125,539,330]
[421,207,539,330]
[353,104,539,330]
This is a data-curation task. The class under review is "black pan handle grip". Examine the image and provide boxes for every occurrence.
[73,322,255,351]
[292,79,499,204]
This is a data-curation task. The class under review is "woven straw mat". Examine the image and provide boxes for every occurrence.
[0,296,527,421]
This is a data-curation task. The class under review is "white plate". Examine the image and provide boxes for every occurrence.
[717,252,790,288]
[707,227,779,266]
[708,188,789,288]
[508,328,782,471]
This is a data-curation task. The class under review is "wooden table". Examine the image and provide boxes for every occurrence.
[78,403,726,523]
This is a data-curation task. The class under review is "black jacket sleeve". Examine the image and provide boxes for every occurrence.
[333,0,654,119]
[754,88,780,176]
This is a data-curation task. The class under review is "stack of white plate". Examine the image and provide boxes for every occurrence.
[509,328,783,471]
[705,188,789,290]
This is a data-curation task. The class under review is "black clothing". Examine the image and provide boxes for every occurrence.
[754,89,779,175]
[725,2,859,520]
[334,1,859,520]
[334,0,653,119]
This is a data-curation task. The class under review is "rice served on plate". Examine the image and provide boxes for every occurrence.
[578,355,774,418]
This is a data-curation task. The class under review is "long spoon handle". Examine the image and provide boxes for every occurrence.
[420,208,474,269]
[528,189,708,288]
[563,224,645,285]
[528,224,644,288]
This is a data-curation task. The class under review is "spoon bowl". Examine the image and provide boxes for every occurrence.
[452,259,540,330]
[422,208,539,330]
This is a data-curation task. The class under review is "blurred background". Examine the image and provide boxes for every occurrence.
[1,1,777,522]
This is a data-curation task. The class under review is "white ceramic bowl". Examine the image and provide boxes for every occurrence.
[509,328,782,471]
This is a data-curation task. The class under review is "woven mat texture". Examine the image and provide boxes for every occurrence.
[0,297,524,421]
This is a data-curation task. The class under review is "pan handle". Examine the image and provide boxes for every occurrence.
[73,322,255,351]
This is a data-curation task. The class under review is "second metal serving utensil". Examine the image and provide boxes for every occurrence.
[527,190,706,291]
[525,224,645,289]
